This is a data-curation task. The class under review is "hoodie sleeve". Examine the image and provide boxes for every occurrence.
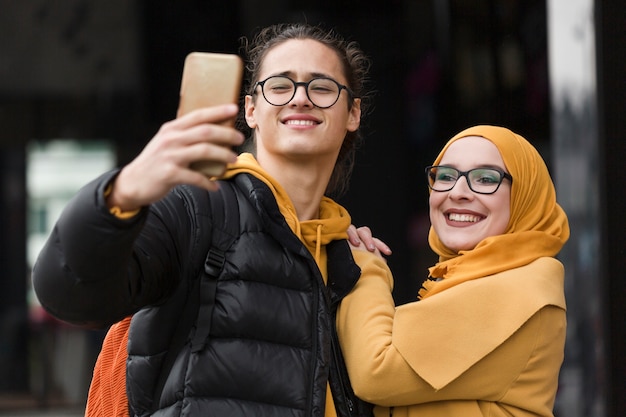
[337,250,434,405]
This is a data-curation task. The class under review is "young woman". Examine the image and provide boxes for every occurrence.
[339,125,570,416]
[32,23,374,417]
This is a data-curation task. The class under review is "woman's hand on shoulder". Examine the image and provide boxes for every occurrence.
[347,225,392,260]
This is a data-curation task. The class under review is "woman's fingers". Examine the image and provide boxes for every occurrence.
[347,225,393,256]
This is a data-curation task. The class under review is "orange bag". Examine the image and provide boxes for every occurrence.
[84,316,131,417]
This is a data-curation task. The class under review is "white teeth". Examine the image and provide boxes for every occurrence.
[448,213,480,222]
[285,120,316,126]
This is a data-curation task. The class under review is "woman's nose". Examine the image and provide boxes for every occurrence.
[448,175,474,198]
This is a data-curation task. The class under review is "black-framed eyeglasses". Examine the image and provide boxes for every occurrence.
[254,76,355,109]
[425,165,513,195]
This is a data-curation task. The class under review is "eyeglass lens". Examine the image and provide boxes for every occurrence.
[427,166,505,194]
[260,76,342,108]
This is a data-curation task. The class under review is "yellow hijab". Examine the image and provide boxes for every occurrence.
[420,125,570,299]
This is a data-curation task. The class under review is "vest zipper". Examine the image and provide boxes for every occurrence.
[331,331,355,415]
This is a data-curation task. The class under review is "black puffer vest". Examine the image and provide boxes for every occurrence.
[126,174,372,417]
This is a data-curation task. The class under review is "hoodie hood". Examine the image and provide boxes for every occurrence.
[223,153,351,268]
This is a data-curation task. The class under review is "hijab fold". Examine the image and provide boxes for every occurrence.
[420,125,569,299]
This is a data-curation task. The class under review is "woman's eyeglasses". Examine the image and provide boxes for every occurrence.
[426,165,513,194]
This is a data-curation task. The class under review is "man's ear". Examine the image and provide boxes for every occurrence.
[244,95,257,128]
[347,98,361,132]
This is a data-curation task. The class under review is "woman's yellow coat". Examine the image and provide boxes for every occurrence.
[338,252,566,417]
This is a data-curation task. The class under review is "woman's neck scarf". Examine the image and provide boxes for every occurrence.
[420,125,570,299]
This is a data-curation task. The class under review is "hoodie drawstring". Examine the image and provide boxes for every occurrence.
[315,224,322,265]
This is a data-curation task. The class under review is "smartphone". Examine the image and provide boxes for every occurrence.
[177,52,243,177]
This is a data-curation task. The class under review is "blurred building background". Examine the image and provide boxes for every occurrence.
[0,0,623,416]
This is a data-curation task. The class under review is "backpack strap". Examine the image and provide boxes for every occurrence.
[191,181,239,352]
[152,181,239,408]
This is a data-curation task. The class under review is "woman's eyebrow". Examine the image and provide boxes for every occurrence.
[438,163,507,170]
